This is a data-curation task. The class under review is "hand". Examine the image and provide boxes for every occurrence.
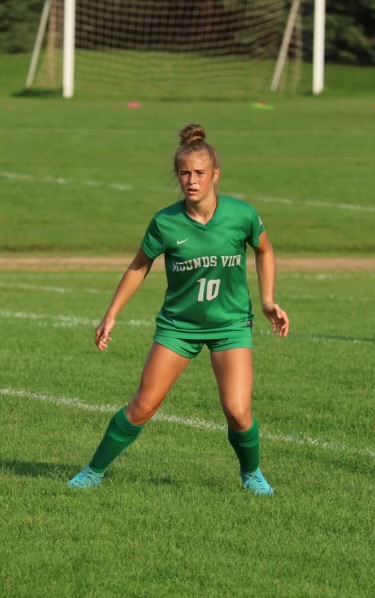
[95,315,116,351]
[262,302,289,337]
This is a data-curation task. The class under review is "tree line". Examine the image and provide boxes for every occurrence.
[0,0,374,65]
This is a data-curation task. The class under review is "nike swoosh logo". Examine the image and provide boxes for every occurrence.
[177,239,189,245]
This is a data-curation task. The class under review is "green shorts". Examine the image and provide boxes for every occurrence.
[153,331,252,359]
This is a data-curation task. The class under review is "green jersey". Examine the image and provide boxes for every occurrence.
[141,194,265,339]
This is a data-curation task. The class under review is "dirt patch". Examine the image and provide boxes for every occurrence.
[0,256,374,272]
[274,258,375,272]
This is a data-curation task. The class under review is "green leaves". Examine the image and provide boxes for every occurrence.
[325,2,375,64]
[0,0,44,54]
[1,0,375,65]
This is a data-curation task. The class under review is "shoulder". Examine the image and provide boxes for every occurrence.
[219,195,264,239]
[153,200,182,222]
[219,194,261,218]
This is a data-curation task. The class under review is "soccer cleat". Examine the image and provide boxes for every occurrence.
[68,465,104,489]
[241,468,274,496]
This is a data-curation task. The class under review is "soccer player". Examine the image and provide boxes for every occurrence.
[68,123,289,494]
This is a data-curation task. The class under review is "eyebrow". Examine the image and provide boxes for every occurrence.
[179,168,207,173]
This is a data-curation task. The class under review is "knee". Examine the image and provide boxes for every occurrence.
[226,408,253,432]
[126,389,162,425]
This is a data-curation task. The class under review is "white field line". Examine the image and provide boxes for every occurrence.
[0,171,132,192]
[231,192,375,214]
[0,309,150,328]
[278,273,375,280]
[260,329,374,344]
[0,282,104,294]
[0,309,373,343]
[1,281,373,303]
[1,170,374,214]
[1,387,374,460]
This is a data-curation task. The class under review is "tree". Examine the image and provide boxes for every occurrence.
[0,0,44,53]
[1,0,374,65]
[325,0,375,64]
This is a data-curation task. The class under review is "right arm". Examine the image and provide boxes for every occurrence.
[254,230,289,337]
[96,247,154,351]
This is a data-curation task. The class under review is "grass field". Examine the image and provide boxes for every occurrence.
[1,269,374,598]
[1,56,375,257]
[0,54,374,597]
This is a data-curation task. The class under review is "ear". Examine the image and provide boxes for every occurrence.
[212,168,220,183]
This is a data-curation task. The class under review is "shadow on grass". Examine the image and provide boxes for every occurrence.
[0,459,80,479]
[12,88,62,98]
[148,474,175,486]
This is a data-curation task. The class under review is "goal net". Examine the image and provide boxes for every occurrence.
[30,0,311,100]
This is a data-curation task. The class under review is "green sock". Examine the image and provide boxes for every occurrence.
[228,418,260,474]
[90,408,143,472]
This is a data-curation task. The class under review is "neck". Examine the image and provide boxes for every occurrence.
[184,193,218,224]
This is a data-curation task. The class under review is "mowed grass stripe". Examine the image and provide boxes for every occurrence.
[1,386,374,460]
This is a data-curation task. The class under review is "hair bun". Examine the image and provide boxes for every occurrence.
[179,123,206,146]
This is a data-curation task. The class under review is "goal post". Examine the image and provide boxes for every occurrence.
[25,0,52,89]
[270,0,302,92]
[62,0,75,98]
[312,0,326,94]
[26,0,322,99]
[271,0,326,93]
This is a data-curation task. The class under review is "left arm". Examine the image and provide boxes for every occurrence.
[254,230,289,337]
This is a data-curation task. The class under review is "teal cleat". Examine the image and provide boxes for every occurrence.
[241,468,274,496]
[68,465,104,489]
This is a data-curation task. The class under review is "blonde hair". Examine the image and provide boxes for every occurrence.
[174,123,219,174]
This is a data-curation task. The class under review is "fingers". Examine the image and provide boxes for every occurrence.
[265,303,289,337]
[96,333,112,351]
[277,318,289,337]
[95,322,113,351]
[273,304,290,337]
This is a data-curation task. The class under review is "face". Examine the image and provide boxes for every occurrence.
[177,152,220,203]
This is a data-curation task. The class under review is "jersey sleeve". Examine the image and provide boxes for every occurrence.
[141,215,165,259]
[246,207,265,248]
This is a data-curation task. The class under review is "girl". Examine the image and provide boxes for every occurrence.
[68,124,289,495]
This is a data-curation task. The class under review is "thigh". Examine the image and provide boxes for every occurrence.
[210,348,253,431]
[126,341,191,425]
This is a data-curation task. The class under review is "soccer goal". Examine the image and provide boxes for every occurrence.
[26,0,323,100]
